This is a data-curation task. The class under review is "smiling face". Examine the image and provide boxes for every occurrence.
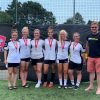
[48,28,53,39]
[11,32,18,41]
[34,29,40,40]
[91,23,99,34]
[59,30,67,41]
[22,27,29,38]
[73,32,80,42]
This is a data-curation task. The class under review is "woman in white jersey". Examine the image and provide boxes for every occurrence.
[57,30,70,89]
[43,26,57,88]
[19,27,31,88]
[31,29,44,88]
[4,29,20,90]
[68,32,85,90]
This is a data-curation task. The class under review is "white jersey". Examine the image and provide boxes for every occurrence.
[4,41,20,63]
[19,38,31,59]
[44,38,57,60]
[57,41,70,60]
[31,39,44,59]
[69,42,85,64]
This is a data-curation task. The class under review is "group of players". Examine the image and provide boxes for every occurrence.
[3,21,100,95]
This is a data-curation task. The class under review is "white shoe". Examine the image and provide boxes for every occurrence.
[35,83,41,88]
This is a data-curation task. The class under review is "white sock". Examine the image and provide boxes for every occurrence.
[76,81,80,87]
[71,80,75,85]
[37,80,41,84]
[59,79,62,86]
[64,79,67,86]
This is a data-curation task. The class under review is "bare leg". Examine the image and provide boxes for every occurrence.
[96,73,100,94]
[8,68,13,87]
[20,61,26,86]
[58,63,63,86]
[24,62,29,84]
[68,69,75,85]
[85,72,95,91]
[76,70,82,87]
[43,64,49,87]
[63,63,68,86]
[12,67,18,87]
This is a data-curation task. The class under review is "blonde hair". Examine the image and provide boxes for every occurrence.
[59,30,68,41]
[22,27,29,34]
[91,21,99,26]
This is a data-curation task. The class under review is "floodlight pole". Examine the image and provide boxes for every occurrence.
[73,0,75,24]
[15,0,18,24]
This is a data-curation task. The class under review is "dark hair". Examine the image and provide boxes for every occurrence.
[11,29,18,34]
[47,26,53,31]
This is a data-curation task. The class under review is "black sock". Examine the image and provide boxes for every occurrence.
[43,74,47,82]
[51,73,55,82]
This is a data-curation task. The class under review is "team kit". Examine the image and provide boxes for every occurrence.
[3,21,100,94]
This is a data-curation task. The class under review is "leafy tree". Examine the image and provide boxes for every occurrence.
[0,11,13,23]
[6,0,56,25]
[64,12,85,24]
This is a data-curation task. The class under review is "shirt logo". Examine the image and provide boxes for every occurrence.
[88,38,98,41]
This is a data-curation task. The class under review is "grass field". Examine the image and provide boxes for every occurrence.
[0,80,100,100]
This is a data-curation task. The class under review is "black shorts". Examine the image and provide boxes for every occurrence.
[21,58,30,62]
[31,58,44,65]
[44,60,55,64]
[68,61,83,71]
[8,63,19,68]
[57,59,68,63]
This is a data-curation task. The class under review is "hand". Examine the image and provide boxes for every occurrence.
[4,60,7,64]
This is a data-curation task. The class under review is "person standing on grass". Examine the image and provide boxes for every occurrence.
[4,29,20,90]
[57,30,70,89]
[85,21,100,95]
[43,26,57,88]
[68,32,85,90]
[19,27,31,88]
[31,29,44,88]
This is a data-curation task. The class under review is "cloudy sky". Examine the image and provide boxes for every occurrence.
[0,0,100,24]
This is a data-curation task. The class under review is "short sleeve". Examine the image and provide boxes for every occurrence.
[81,44,85,53]
[4,42,8,50]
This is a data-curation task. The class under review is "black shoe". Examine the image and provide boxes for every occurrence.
[68,84,75,88]
[74,85,79,90]
[58,85,63,89]
[64,85,68,89]
[22,84,29,88]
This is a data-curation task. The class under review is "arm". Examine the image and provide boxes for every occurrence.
[4,49,7,64]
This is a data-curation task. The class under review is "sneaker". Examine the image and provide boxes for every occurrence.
[68,84,75,88]
[8,86,13,90]
[64,85,68,89]
[35,83,41,88]
[58,85,63,89]
[74,85,79,90]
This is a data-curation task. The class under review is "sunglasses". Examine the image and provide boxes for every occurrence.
[91,27,98,29]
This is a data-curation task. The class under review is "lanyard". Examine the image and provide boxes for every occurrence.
[12,41,18,50]
[73,42,78,50]
[35,39,39,48]
[60,41,65,50]
[22,37,28,46]
[48,38,53,48]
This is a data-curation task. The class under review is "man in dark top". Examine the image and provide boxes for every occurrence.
[85,21,100,94]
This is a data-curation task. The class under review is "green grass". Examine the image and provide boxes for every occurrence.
[0,80,100,100]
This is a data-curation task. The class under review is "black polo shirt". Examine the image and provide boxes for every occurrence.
[86,32,100,58]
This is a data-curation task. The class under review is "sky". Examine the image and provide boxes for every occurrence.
[0,0,100,24]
